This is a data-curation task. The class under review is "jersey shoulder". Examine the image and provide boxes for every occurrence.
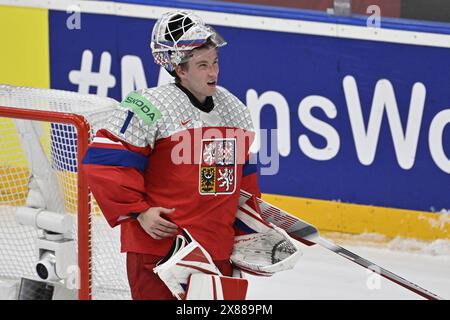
[138,84,187,112]
[214,86,247,111]
[214,86,254,130]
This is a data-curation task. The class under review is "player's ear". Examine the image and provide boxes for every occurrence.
[174,65,185,79]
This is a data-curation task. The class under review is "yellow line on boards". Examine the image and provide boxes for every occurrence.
[0,5,49,88]
[262,193,449,241]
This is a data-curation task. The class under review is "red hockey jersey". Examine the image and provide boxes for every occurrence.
[83,84,260,260]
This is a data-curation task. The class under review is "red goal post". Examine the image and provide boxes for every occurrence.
[0,85,129,300]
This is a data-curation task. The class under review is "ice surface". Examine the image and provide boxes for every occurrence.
[246,235,450,300]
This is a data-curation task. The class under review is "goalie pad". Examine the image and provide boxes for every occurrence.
[185,273,248,300]
[153,229,221,300]
[232,195,302,276]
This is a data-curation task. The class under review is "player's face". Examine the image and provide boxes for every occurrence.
[177,47,219,103]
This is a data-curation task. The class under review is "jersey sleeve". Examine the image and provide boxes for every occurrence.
[239,104,261,198]
[240,153,261,198]
[82,90,161,228]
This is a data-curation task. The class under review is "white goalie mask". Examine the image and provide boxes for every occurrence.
[150,10,227,72]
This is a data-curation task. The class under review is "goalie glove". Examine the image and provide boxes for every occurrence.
[232,194,302,276]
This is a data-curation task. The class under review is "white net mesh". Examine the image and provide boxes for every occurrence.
[0,85,131,299]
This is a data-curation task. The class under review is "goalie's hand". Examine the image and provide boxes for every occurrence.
[137,207,178,240]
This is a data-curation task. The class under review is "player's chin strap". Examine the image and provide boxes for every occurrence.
[232,194,302,276]
[153,229,248,300]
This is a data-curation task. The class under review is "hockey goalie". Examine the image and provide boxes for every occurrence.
[153,194,302,300]
[82,10,302,300]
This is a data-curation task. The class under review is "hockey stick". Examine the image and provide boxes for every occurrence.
[239,190,444,300]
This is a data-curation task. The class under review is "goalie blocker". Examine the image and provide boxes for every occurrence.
[153,196,301,300]
[153,229,248,300]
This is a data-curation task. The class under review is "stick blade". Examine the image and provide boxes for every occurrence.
[316,238,445,300]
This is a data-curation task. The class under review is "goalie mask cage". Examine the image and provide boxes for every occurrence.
[0,85,130,299]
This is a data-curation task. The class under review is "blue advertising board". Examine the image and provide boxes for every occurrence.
[48,7,450,215]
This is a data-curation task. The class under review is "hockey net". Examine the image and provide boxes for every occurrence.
[0,85,131,299]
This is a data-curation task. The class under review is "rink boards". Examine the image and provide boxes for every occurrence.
[0,0,449,240]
